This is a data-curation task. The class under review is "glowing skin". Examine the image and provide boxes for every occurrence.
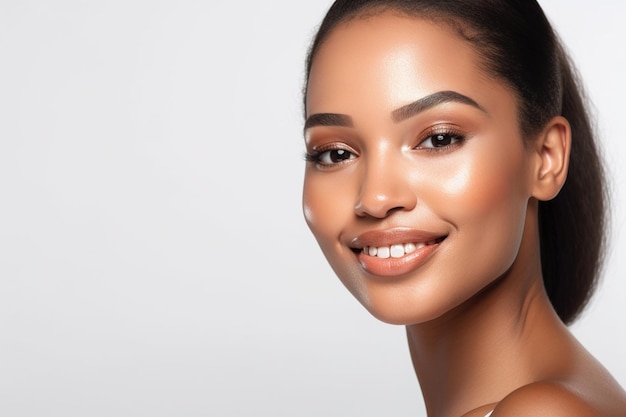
[304,15,536,325]
[302,12,626,417]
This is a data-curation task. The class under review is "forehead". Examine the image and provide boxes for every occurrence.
[306,13,494,118]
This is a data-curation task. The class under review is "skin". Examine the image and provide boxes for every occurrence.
[302,12,626,417]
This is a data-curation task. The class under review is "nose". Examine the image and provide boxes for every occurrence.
[354,150,417,219]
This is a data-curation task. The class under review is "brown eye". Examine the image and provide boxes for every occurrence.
[432,134,453,147]
[317,149,357,165]
[417,131,465,149]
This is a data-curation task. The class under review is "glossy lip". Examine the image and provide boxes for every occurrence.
[349,227,447,278]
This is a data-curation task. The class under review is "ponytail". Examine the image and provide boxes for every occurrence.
[538,45,608,324]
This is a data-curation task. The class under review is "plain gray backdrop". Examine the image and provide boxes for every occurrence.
[0,1,624,416]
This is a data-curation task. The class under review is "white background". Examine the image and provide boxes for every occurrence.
[0,1,624,416]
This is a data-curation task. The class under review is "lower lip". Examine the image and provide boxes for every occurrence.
[357,242,441,277]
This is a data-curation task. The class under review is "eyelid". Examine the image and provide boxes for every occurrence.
[414,124,467,151]
[305,142,359,168]
[417,124,463,140]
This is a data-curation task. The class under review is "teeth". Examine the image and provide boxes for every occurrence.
[404,242,416,254]
[390,244,404,258]
[377,246,390,259]
[363,241,436,258]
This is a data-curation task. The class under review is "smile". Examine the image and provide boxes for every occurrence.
[362,238,445,259]
[349,229,447,277]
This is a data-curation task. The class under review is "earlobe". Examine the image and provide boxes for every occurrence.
[530,116,571,201]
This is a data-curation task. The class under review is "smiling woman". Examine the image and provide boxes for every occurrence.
[301,1,626,416]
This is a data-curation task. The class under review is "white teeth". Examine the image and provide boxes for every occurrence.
[377,246,390,259]
[390,244,404,258]
[362,241,435,258]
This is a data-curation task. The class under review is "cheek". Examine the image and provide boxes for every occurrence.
[423,142,531,270]
[303,169,367,295]
[424,136,528,213]
[445,156,524,214]
[302,169,353,246]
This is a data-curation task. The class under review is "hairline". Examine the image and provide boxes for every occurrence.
[304,5,533,140]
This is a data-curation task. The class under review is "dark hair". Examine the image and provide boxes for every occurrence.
[303,0,607,324]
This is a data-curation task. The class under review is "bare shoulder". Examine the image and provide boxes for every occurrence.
[491,380,626,417]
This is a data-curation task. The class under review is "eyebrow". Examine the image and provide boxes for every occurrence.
[304,113,353,130]
[392,90,486,123]
[304,90,485,130]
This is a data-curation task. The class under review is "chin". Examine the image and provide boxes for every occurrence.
[367,309,418,326]
[358,294,454,326]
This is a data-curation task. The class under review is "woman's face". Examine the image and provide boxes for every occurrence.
[303,13,537,325]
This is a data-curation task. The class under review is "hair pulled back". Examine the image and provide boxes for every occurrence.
[304,0,607,324]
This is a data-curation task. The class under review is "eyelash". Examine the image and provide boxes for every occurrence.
[305,145,358,168]
[304,128,466,167]
[416,128,466,152]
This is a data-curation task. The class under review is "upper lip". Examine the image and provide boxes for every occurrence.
[349,227,447,249]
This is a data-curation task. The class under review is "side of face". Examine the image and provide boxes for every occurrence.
[302,13,541,325]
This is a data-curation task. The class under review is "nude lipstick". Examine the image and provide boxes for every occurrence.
[350,228,446,277]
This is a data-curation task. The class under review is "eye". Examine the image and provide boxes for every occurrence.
[417,131,465,150]
[306,147,358,167]
[319,149,355,164]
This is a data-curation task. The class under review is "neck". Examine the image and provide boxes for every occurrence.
[406,207,572,417]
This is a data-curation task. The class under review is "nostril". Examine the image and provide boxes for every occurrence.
[354,201,411,219]
[386,206,408,215]
[354,179,417,218]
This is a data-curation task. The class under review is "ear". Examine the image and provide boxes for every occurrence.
[530,116,571,201]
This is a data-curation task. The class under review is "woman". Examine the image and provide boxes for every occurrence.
[301,1,626,416]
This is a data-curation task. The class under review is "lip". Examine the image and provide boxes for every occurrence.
[349,227,446,277]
